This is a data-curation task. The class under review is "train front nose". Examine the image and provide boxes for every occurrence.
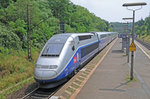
[34,69,57,79]
[34,65,58,81]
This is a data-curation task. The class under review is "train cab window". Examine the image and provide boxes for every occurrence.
[41,43,64,56]
[78,35,92,41]
[41,34,70,57]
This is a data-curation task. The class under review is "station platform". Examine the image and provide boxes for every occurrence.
[76,38,150,99]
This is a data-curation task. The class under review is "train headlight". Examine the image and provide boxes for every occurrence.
[36,64,58,69]
[49,65,58,69]
[36,64,41,69]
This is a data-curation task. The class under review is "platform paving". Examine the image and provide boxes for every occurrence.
[76,39,150,99]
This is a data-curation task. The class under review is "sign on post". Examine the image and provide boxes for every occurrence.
[129,42,136,51]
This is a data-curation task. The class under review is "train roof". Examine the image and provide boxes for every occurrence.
[51,32,117,37]
[47,33,93,44]
[48,34,71,44]
[47,32,117,43]
[53,33,95,37]
[95,32,117,34]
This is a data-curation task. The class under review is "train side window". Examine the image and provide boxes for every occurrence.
[78,35,91,41]
[81,42,99,58]
[101,34,107,38]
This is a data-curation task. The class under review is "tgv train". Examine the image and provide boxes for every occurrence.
[34,32,117,88]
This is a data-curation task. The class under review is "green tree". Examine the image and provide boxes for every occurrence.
[0,24,21,50]
[135,17,150,36]
[47,0,70,21]
[0,0,110,50]
[0,0,13,8]
[9,19,27,48]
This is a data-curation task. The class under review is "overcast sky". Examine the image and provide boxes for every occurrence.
[70,0,150,22]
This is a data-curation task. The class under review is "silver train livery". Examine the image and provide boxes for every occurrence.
[34,32,117,88]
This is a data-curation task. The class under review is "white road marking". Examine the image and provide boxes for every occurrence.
[135,41,150,59]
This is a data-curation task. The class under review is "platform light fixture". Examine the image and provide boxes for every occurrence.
[123,2,147,7]
[122,18,133,20]
[122,18,133,63]
[122,2,147,80]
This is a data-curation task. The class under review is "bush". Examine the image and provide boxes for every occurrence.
[0,49,39,91]
[0,24,21,50]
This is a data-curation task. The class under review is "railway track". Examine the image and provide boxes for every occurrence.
[136,38,150,50]
[21,85,62,99]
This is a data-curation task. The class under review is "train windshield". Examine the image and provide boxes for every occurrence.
[41,34,70,56]
[41,43,64,56]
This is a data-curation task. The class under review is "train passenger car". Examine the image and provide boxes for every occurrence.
[96,32,117,51]
[97,32,109,50]
[34,32,117,88]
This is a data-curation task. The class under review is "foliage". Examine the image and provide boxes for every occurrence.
[0,77,34,99]
[0,0,14,8]
[110,22,124,33]
[0,0,109,50]
[9,19,27,48]
[135,17,150,36]
[135,16,150,44]
[0,23,21,50]
[0,49,39,91]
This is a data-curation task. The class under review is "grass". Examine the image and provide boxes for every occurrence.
[80,74,87,78]
[0,77,34,98]
[62,91,71,99]
[123,54,127,57]
[126,74,137,83]
[66,87,75,94]
[85,69,91,73]
[78,76,85,81]
[74,79,82,85]
[0,48,40,98]
[71,83,79,89]
[83,71,89,75]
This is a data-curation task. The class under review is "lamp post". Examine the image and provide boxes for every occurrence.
[123,2,147,80]
[122,18,133,63]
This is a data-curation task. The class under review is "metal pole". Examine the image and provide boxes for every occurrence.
[130,10,135,80]
[127,34,130,63]
[125,22,128,55]
[125,23,128,55]
[126,22,130,63]
[27,5,29,59]
[27,4,32,61]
